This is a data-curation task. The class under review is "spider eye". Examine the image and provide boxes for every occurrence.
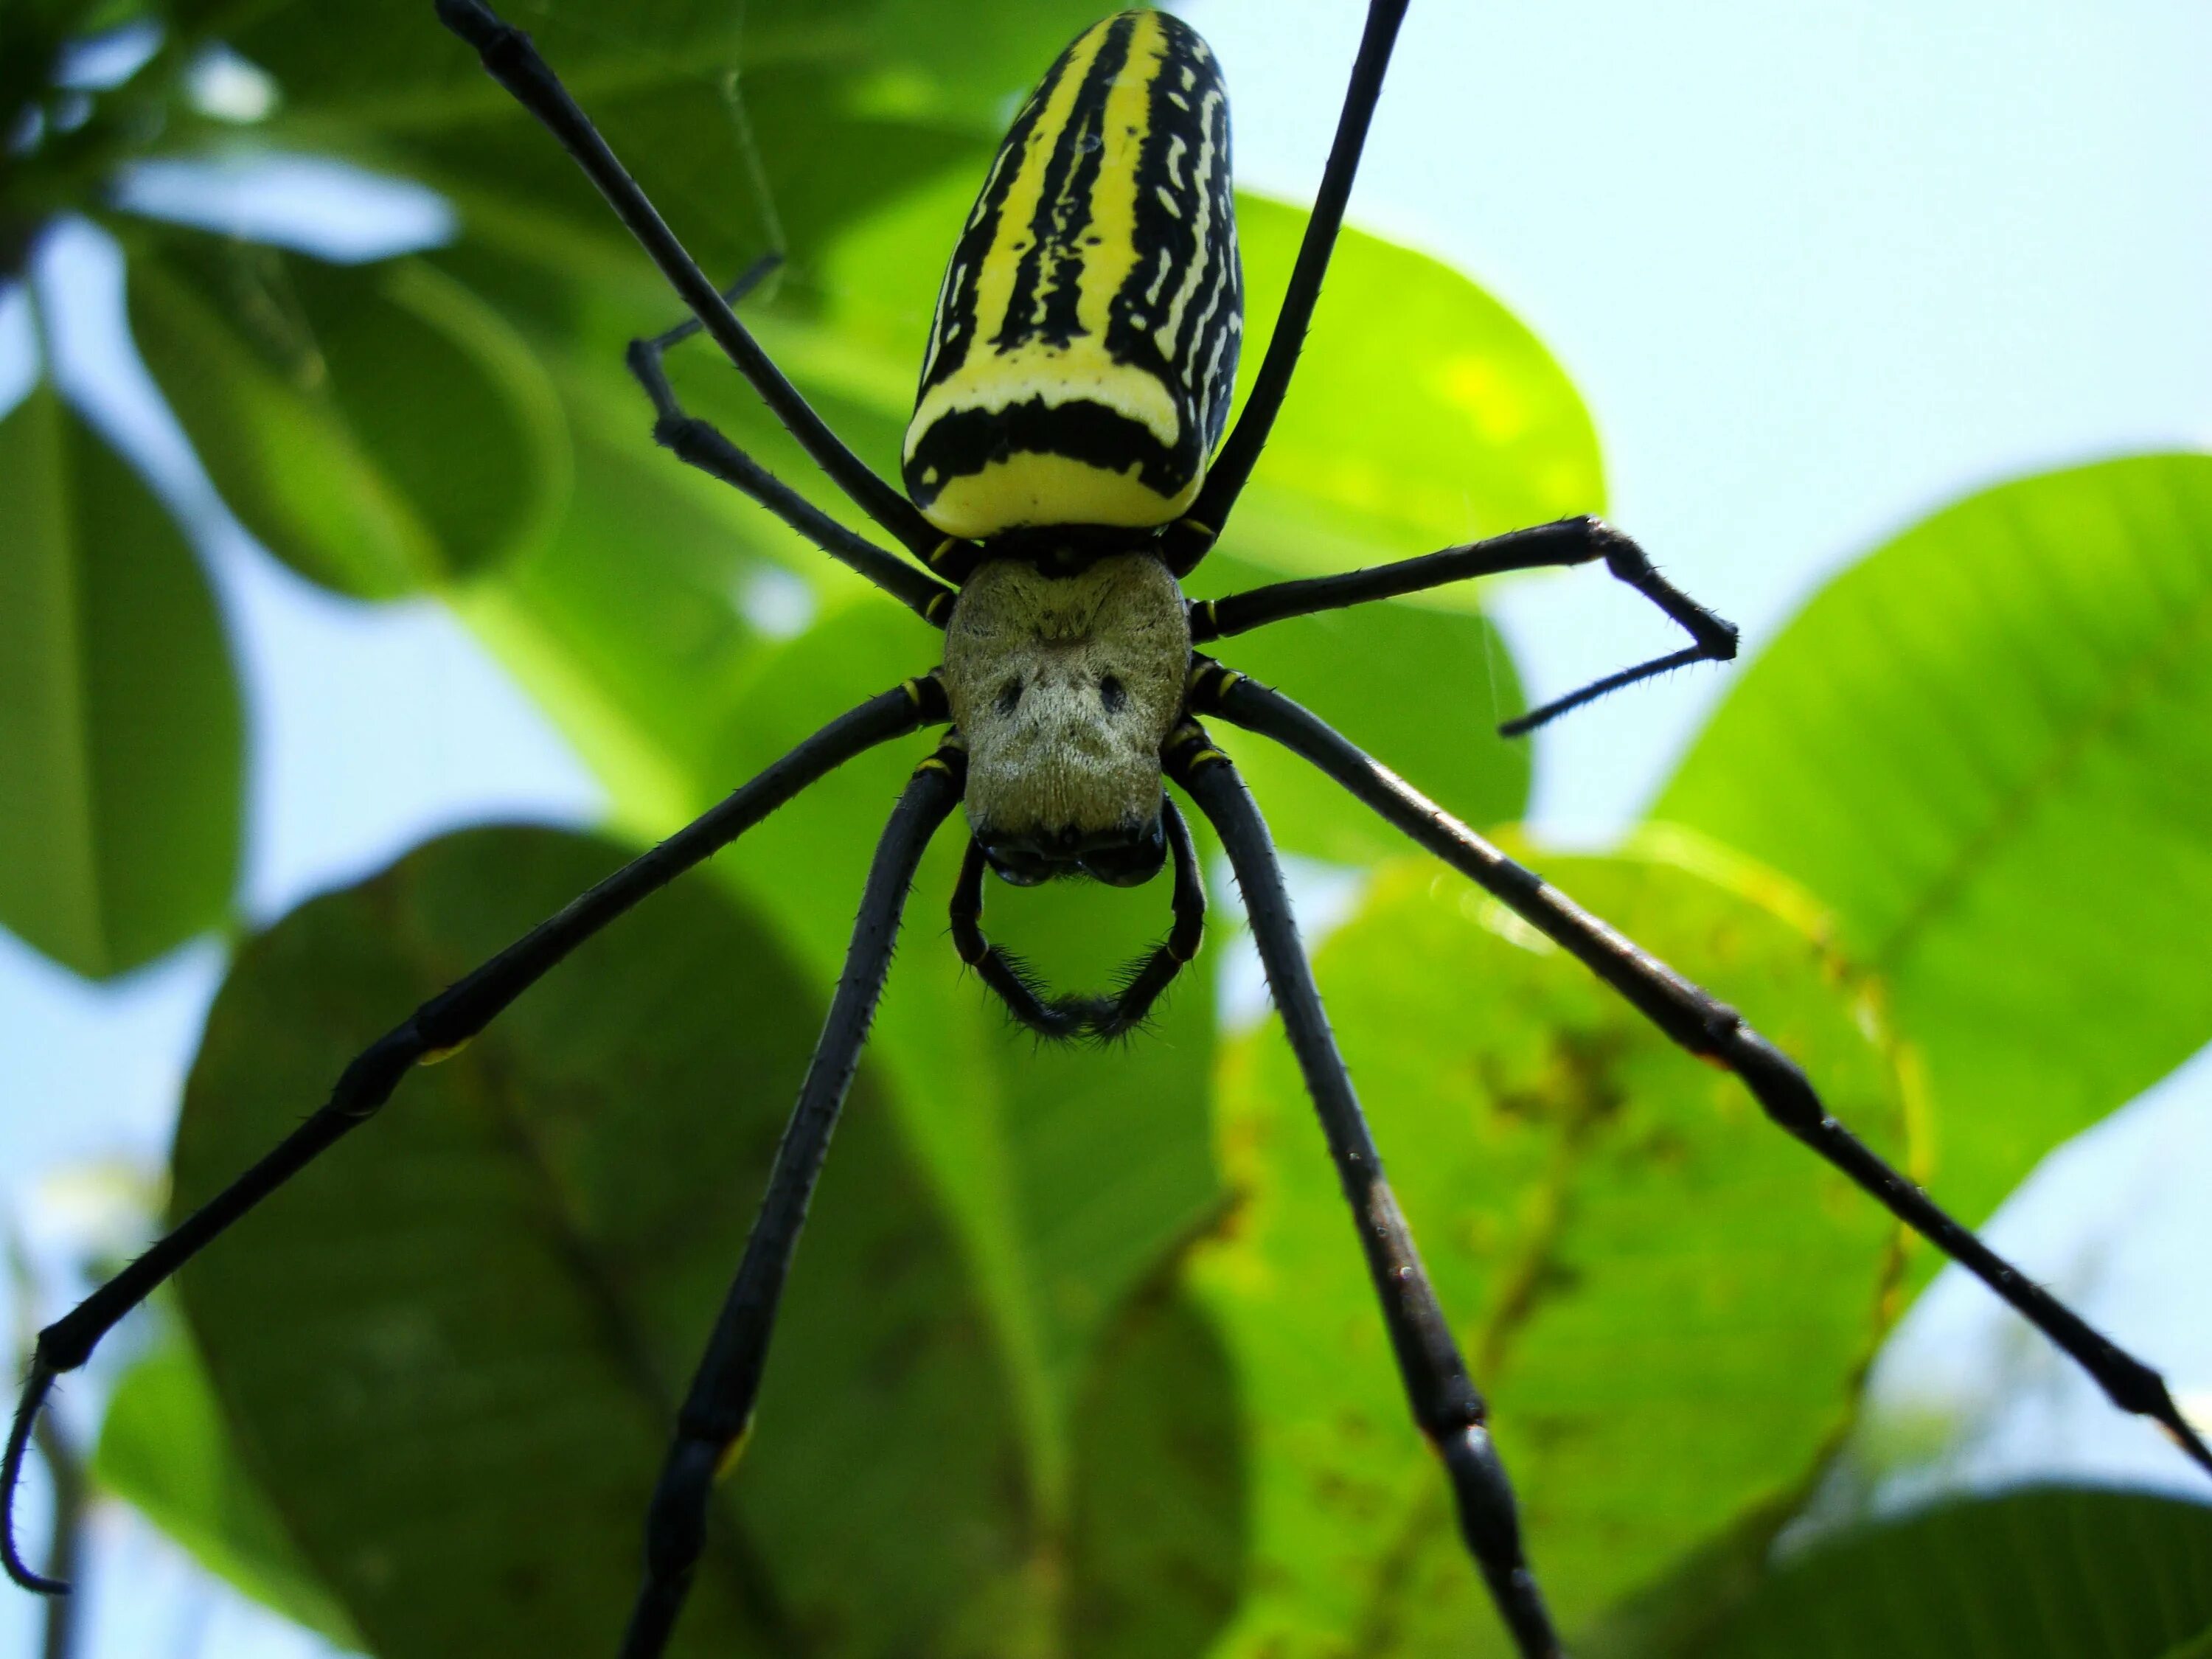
[1099,673,1127,714]
[995,677,1023,717]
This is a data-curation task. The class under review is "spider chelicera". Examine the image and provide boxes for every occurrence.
[6,3,2207,1656]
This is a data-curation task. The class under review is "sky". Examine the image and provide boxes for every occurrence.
[4,1,2211,1653]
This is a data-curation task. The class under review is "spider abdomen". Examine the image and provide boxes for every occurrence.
[944,554,1190,883]
[902,10,1242,540]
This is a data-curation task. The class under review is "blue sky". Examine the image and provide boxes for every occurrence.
[4,1,2211,1652]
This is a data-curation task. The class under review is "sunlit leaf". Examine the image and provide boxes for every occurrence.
[128,230,566,599]
[96,1334,365,1649]
[1660,454,2212,1222]
[1221,195,1606,580]
[1192,846,1909,1655]
[0,382,242,977]
[174,825,1034,1656]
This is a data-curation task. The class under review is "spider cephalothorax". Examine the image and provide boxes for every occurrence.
[942,551,1190,886]
[8,7,2205,1659]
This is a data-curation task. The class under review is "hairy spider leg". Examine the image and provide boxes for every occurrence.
[622,740,966,1659]
[434,0,945,561]
[0,678,952,1596]
[1191,515,1742,734]
[1194,666,2212,1482]
[949,794,1206,1040]
[1165,726,1563,1659]
[1161,0,1410,578]
[625,257,959,627]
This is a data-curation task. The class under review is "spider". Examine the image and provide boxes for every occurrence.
[6,2,2208,1655]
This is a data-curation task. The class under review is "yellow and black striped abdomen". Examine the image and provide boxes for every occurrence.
[902,10,1242,540]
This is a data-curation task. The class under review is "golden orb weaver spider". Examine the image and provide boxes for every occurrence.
[7,4,2209,1656]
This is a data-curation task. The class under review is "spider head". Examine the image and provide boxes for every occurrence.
[943,551,1190,886]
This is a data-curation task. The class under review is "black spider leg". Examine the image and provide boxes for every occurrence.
[1189,515,1739,736]
[1162,723,1561,1659]
[622,738,965,1659]
[1163,0,1411,578]
[626,255,958,627]
[434,0,945,562]
[0,676,953,1596]
[947,796,1205,1041]
[1194,666,2212,1483]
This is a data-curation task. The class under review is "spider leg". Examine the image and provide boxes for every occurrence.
[947,797,1205,1041]
[620,740,965,1659]
[1195,667,2212,1481]
[0,677,952,1596]
[1189,515,1740,735]
[625,257,957,627]
[1164,0,1411,577]
[949,836,1089,1040]
[434,0,944,561]
[1163,723,1561,1659]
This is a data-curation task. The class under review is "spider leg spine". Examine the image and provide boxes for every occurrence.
[1184,515,1737,737]
[622,741,966,1659]
[1202,670,2212,1480]
[1169,727,1562,1659]
[1191,515,1611,641]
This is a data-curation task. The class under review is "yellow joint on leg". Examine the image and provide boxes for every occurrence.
[925,591,954,625]
[927,538,963,571]
[417,1037,473,1066]
[713,1419,755,1483]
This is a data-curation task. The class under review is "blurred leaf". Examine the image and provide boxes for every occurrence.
[128,229,566,599]
[1659,454,2212,1223]
[174,825,1034,1656]
[1191,846,1908,1656]
[1065,1284,1246,1659]
[1642,1486,2212,1659]
[96,1334,365,1649]
[176,0,1104,305]
[0,381,242,977]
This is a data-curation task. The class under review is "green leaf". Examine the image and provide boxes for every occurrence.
[1065,1285,1246,1659]
[1219,195,1605,581]
[95,1334,365,1650]
[1189,844,1910,1655]
[128,231,566,599]
[173,825,1035,1655]
[1645,1486,2212,1659]
[1658,454,2212,1223]
[1200,552,1531,864]
[0,381,243,977]
[184,0,1103,302]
